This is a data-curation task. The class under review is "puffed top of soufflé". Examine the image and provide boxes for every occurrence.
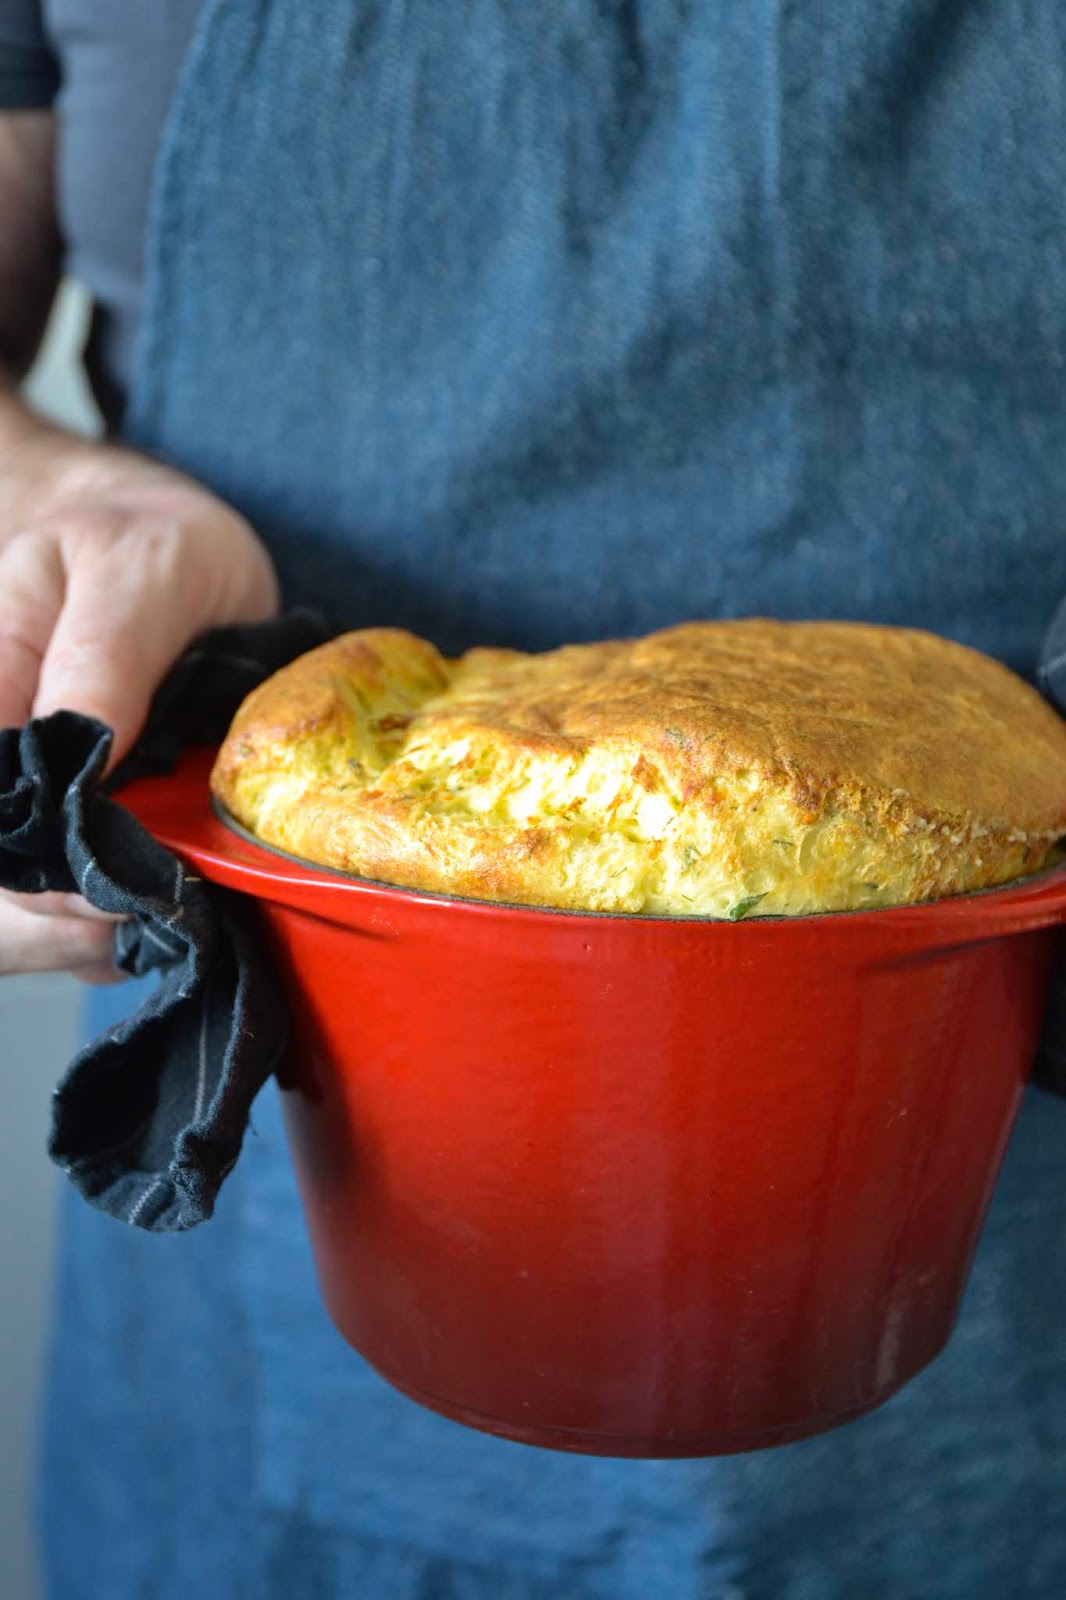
[210,619,1066,916]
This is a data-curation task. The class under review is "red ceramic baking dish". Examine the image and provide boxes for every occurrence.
[122,747,1066,1458]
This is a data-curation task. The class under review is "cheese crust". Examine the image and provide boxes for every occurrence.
[210,620,1066,916]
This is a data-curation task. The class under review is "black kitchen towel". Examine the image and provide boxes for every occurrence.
[0,612,335,1230]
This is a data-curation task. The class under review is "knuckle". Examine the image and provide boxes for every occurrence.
[51,507,126,546]
[42,634,114,675]
[0,617,42,657]
[42,635,150,707]
[6,509,113,552]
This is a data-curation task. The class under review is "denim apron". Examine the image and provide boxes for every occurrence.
[42,3,1066,1597]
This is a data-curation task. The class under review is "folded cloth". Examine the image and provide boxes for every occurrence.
[2,609,1064,1234]
[0,612,334,1231]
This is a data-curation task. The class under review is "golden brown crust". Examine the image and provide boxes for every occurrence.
[211,620,1066,915]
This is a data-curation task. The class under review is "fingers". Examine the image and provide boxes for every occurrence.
[31,514,198,762]
[0,520,137,980]
[0,888,127,923]
[0,891,123,978]
[0,624,40,729]
[76,961,130,987]
[0,488,278,772]
[0,526,64,728]
[0,510,213,757]
[31,509,276,764]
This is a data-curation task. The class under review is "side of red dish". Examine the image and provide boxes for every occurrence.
[118,748,1066,1456]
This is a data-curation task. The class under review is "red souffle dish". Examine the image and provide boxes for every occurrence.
[118,739,1066,1458]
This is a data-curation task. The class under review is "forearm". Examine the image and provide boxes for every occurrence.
[0,109,282,979]
[0,106,82,534]
[0,110,60,376]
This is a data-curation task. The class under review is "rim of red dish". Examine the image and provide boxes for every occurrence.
[117,745,1066,933]
[211,797,1066,922]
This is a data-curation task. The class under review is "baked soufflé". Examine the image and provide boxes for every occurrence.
[211,620,1066,916]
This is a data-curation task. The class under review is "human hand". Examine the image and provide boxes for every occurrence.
[0,422,278,979]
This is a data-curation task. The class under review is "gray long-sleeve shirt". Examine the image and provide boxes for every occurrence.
[0,1,202,425]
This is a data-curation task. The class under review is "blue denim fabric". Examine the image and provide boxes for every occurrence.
[42,2,1066,1595]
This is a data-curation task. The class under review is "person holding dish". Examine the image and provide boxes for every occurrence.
[2,4,1066,1597]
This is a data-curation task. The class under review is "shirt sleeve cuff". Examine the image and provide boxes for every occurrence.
[0,49,60,110]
